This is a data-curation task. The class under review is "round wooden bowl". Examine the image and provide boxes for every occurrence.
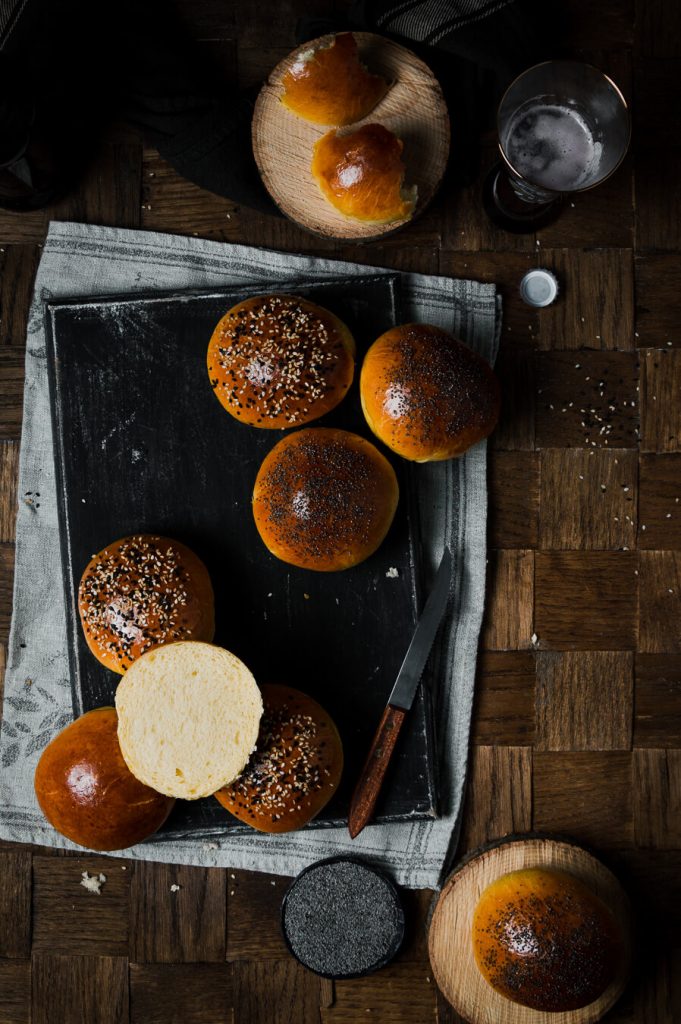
[428,836,631,1024]
[252,32,450,241]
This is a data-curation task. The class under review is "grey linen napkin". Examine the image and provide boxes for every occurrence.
[0,221,500,889]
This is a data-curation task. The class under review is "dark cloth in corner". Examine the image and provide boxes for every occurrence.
[0,0,276,213]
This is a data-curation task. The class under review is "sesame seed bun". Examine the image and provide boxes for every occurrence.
[280,33,389,127]
[252,427,399,572]
[207,294,355,429]
[360,324,501,462]
[214,683,343,832]
[78,535,215,674]
[311,124,416,224]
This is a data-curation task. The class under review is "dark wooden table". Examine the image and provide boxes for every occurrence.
[1,1,680,1021]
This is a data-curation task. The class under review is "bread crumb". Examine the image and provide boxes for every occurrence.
[531,633,539,647]
[385,567,399,579]
[202,842,219,851]
[80,871,106,895]
[170,884,181,893]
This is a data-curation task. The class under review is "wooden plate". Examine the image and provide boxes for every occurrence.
[252,32,450,241]
[428,836,632,1024]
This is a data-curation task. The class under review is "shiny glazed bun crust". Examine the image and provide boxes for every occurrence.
[78,535,215,674]
[311,123,416,224]
[472,868,624,1013]
[281,32,389,126]
[360,323,501,461]
[252,427,399,571]
[207,294,356,429]
[34,708,175,851]
[214,683,343,832]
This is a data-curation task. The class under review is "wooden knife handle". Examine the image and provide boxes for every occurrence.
[348,704,408,839]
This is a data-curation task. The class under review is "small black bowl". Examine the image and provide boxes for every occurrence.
[280,855,405,979]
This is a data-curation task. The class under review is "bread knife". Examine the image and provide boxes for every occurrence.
[348,547,453,839]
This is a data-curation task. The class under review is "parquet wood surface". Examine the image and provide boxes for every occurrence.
[0,0,680,1021]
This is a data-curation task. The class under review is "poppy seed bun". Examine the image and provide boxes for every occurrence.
[215,684,343,832]
[281,33,389,126]
[252,427,399,572]
[78,535,215,674]
[34,708,175,851]
[360,324,501,461]
[311,123,416,224]
[472,868,625,1012]
[207,294,356,429]
[115,642,263,799]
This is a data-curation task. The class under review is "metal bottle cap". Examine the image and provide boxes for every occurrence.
[519,268,559,307]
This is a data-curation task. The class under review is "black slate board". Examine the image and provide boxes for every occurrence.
[45,274,438,838]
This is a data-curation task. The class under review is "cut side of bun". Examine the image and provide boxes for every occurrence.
[115,641,263,800]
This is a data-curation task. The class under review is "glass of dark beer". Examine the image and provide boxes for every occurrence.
[484,60,630,232]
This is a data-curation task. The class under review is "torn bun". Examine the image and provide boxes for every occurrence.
[281,33,388,126]
[311,123,416,224]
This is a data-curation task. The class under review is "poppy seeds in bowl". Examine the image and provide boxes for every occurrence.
[281,856,405,978]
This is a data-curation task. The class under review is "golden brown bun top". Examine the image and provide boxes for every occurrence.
[207,294,356,429]
[78,534,215,674]
[281,33,389,126]
[360,323,501,461]
[472,868,624,1013]
[34,708,174,851]
[252,427,399,572]
[214,683,343,833]
[311,123,416,224]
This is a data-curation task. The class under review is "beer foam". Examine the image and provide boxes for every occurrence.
[503,101,603,191]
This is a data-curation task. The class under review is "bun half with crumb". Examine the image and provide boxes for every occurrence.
[215,683,343,832]
[34,708,175,851]
[207,294,355,428]
[115,641,263,799]
[360,323,500,461]
[281,33,389,126]
[311,123,416,224]
[78,534,215,674]
[252,427,399,571]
